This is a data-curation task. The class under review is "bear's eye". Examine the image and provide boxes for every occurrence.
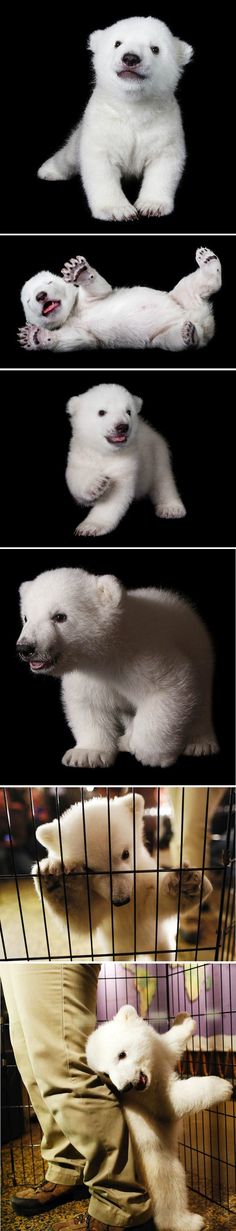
[121,849,130,861]
[126,409,131,417]
[118,1051,127,1060]
[52,612,67,623]
[151,46,159,54]
[23,615,27,623]
[114,40,122,48]
[98,409,107,417]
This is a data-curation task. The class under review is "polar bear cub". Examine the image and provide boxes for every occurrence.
[32,793,212,959]
[87,1007,232,1231]
[66,383,186,537]
[37,16,193,221]
[17,566,219,770]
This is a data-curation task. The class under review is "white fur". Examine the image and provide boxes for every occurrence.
[86,1008,232,1230]
[18,248,222,353]
[32,795,212,959]
[66,383,186,537]
[17,566,219,769]
[37,17,193,220]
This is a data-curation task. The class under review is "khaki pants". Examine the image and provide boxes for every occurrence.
[0,963,150,1227]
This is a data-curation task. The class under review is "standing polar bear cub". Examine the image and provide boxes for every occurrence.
[66,383,186,537]
[87,1007,232,1230]
[37,16,193,220]
[17,566,219,769]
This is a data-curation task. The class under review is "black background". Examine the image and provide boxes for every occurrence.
[4,2,233,234]
[1,547,235,785]
[1,370,235,548]
[1,236,234,370]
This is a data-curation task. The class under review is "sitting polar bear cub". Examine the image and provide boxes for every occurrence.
[87,1007,232,1230]
[32,794,212,958]
[66,383,186,537]
[37,16,193,221]
[17,566,219,769]
[18,247,222,354]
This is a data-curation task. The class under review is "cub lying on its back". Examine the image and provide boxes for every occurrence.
[18,248,222,354]
[37,16,193,221]
[65,382,186,538]
[87,1007,232,1231]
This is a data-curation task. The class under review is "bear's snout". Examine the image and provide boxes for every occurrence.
[122,53,141,67]
[17,640,36,660]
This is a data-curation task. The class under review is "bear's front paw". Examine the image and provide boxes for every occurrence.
[62,745,117,768]
[18,324,53,351]
[61,256,91,284]
[74,517,110,538]
[93,199,137,222]
[210,1077,233,1104]
[157,501,186,520]
[32,856,63,890]
[136,198,174,218]
[164,864,211,905]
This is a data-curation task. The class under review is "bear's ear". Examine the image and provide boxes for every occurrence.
[133,395,143,415]
[19,581,31,605]
[96,574,123,610]
[35,822,56,852]
[115,1005,138,1023]
[88,30,102,53]
[66,396,81,418]
[123,793,145,821]
[174,39,193,67]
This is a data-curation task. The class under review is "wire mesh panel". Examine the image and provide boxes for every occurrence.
[1,963,235,1213]
[0,787,235,961]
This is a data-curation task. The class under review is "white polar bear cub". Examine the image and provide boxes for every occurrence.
[32,794,213,959]
[87,1007,232,1231]
[66,383,186,537]
[17,566,219,769]
[37,16,193,221]
[18,248,222,354]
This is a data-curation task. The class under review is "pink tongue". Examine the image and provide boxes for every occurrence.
[43,300,60,315]
[113,434,127,443]
[30,660,46,670]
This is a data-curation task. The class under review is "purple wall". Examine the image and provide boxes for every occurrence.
[97,964,236,1047]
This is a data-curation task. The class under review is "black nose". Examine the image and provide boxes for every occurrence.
[115,422,129,433]
[112,896,131,907]
[17,642,35,660]
[122,53,141,66]
[36,291,47,302]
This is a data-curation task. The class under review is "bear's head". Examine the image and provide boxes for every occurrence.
[17,567,124,676]
[89,16,193,101]
[67,384,142,453]
[21,272,76,329]
[35,792,145,906]
[86,1004,156,1090]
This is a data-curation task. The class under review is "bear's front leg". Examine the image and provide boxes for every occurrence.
[135,154,179,217]
[79,145,138,221]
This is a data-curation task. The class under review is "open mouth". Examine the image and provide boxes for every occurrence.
[117,70,146,80]
[106,431,129,446]
[123,1072,148,1093]
[29,655,59,673]
[42,299,61,317]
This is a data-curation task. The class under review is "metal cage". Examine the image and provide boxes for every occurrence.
[0,787,235,961]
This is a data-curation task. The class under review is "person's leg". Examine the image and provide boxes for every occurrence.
[1,964,83,1186]
[3,963,150,1227]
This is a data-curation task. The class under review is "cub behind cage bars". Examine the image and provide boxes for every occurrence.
[1,963,236,1214]
[0,787,235,961]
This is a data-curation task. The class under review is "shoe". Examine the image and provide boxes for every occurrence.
[11,1179,85,1214]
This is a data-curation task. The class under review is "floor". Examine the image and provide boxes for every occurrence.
[2,1136,236,1231]
[0,875,233,962]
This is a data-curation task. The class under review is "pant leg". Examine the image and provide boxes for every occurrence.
[1,963,151,1226]
[1,963,83,1184]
